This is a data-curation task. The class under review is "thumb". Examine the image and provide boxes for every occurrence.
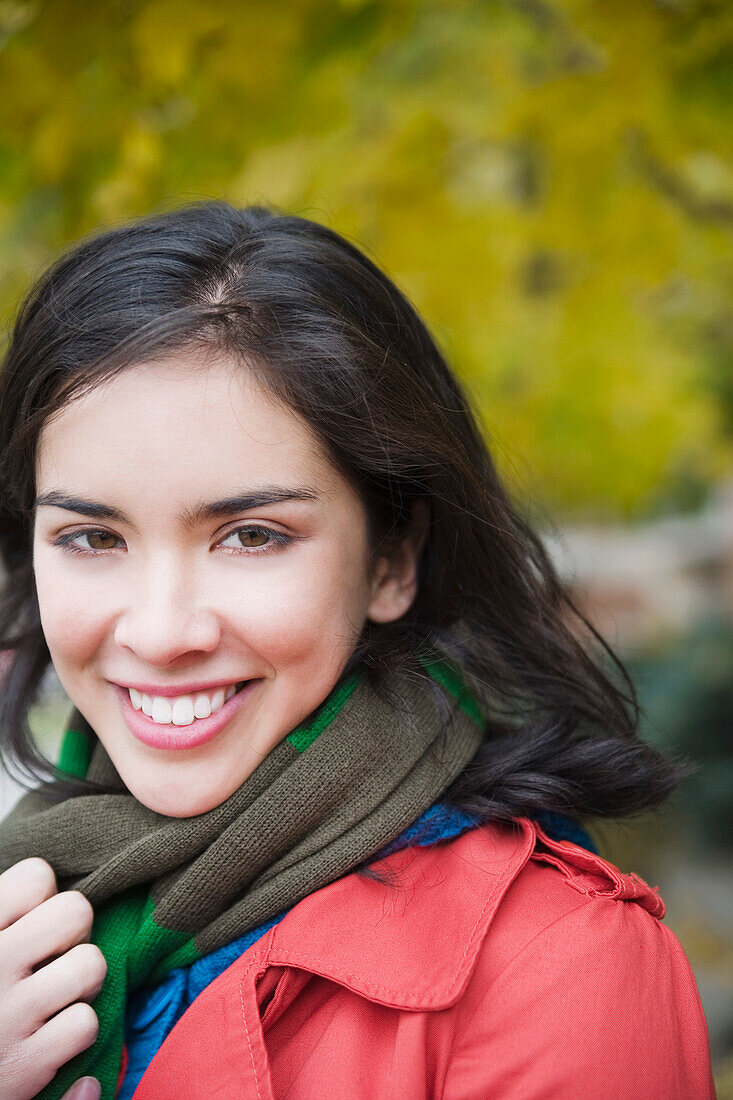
[61,1078,101,1100]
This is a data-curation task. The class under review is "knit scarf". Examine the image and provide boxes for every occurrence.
[0,656,484,1100]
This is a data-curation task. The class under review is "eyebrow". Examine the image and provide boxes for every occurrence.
[34,486,321,529]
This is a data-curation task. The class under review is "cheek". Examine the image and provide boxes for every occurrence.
[228,545,371,667]
[33,550,111,669]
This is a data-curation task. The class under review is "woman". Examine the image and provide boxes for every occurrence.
[0,202,713,1099]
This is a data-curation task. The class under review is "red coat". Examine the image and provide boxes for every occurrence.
[131,818,714,1098]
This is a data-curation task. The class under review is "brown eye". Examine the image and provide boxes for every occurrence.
[236,527,270,548]
[87,530,118,550]
[218,526,290,552]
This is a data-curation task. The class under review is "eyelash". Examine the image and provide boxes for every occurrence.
[52,525,292,556]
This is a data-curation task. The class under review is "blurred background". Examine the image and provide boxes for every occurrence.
[0,0,730,1089]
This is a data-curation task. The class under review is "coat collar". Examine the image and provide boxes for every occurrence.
[262,817,536,1011]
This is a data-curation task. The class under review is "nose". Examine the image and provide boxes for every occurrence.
[112,556,221,668]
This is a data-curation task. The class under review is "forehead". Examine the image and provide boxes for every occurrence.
[35,352,338,499]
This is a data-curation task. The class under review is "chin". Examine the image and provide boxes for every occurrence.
[122,770,229,818]
[141,793,225,819]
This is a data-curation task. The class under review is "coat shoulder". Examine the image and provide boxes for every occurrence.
[433,818,668,991]
[442,822,715,1099]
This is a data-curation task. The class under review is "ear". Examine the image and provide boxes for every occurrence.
[366,500,429,624]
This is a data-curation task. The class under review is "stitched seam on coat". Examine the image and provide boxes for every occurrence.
[452,853,522,985]
[240,963,263,1100]
[263,952,427,1000]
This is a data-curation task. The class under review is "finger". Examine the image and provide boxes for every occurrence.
[25,1001,99,1085]
[0,858,57,930]
[2,890,94,976]
[62,1078,101,1100]
[15,942,107,1030]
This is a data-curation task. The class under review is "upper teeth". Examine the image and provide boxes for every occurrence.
[129,684,238,726]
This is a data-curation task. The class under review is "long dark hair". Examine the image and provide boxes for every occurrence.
[0,200,686,822]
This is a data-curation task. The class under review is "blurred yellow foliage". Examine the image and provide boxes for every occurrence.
[0,0,730,519]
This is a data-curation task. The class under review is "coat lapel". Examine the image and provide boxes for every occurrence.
[131,819,535,1098]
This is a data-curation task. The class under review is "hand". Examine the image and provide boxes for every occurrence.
[0,857,106,1100]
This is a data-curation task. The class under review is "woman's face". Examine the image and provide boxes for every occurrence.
[33,351,415,816]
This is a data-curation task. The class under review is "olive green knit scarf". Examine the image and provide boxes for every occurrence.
[0,656,484,1100]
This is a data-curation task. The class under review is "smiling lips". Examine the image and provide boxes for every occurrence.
[115,679,259,751]
[128,682,242,726]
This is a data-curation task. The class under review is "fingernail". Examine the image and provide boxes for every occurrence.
[67,1078,101,1100]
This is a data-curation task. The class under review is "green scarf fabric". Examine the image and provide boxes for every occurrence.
[0,656,484,1100]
